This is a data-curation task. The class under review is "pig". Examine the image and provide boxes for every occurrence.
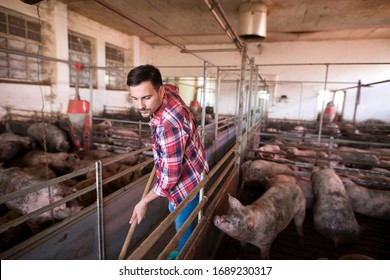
[340,123,360,136]
[295,176,315,209]
[241,160,295,185]
[0,132,32,148]
[27,123,70,152]
[0,132,32,162]
[311,167,361,247]
[0,141,24,163]
[73,177,97,206]
[369,148,390,161]
[286,147,328,165]
[80,149,139,166]
[86,162,135,192]
[23,151,80,174]
[22,165,57,179]
[321,123,341,137]
[0,167,82,232]
[254,144,282,159]
[214,180,306,259]
[335,146,381,169]
[265,174,314,209]
[341,177,390,219]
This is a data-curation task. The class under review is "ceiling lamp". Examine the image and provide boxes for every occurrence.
[238,1,267,40]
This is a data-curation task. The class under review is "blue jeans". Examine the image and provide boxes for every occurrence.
[168,193,199,251]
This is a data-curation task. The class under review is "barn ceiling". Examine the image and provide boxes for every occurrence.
[59,0,390,47]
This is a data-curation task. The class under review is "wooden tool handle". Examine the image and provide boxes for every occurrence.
[118,167,156,260]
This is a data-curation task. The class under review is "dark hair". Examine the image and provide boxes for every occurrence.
[127,64,163,91]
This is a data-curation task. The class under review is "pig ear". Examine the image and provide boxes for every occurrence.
[228,194,242,209]
[247,217,254,232]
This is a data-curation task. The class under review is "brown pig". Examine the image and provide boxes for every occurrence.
[27,123,70,152]
[311,167,361,247]
[23,151,80,174]
[241,160,295,185]
[214,179,306,259]
[265,174,314,209]
[0,132,32,162]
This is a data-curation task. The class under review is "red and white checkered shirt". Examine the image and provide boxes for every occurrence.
[149,84,209,207]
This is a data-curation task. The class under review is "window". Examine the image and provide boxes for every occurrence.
[105,44,126,90]
[0,8,44,82]
[68,32,95,88]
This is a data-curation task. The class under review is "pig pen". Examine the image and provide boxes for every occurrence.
[0,147,164,259]
[1,111,240,259]
[214,118,390,260]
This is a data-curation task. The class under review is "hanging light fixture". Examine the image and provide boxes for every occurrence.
[238,1,267,40]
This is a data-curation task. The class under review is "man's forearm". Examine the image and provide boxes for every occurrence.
[141,189,160,205]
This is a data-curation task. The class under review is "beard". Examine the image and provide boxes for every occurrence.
[139,109,151,117]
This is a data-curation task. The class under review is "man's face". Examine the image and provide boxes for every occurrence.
[129,81,164,118]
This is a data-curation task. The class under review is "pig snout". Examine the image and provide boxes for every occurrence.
[214,215,222,227]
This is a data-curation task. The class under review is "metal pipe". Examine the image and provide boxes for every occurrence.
[201,0,243,51]
[0,47,79,66]
[201,61,208,147]
[317,64,329,147]
[199,60,208,221]
[235,79,240,117]
[215,68,221,140]
[181,48,238,53]
[247,58,255,130]
[95,160,105,260]
[335,79,390,91]
[256,62,390,67]
[88,56,93,150]
[236,43,248,164]
[353,80,362,124]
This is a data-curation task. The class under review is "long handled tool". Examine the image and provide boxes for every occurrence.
[118,167,156,260]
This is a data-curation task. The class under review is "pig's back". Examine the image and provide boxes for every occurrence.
[312,168,360,246]
[253,182,305,231]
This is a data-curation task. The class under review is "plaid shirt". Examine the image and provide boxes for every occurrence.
[149,84,209,207]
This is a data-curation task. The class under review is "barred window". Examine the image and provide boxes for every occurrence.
[105,44,126,90]
[0,9,44,82]
[68,32,95,88]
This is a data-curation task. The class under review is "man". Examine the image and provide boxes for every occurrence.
[127,64,209,259]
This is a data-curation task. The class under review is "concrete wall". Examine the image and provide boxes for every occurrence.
[1,0,389,122]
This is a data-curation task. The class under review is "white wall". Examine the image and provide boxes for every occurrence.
[153,40,390,121]
[248,40,390,121]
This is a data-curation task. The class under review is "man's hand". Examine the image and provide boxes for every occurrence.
[129,189,160,224]
[130,200,148,224]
